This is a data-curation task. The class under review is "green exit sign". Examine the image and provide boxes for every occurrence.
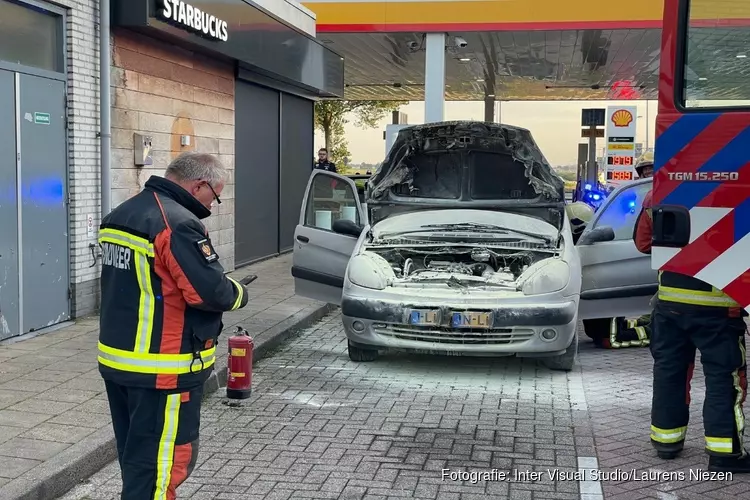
[34,112,50,125]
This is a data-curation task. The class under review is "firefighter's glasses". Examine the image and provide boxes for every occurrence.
[205,182,222,205]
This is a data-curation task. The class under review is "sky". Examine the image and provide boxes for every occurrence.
[315,100,658,167]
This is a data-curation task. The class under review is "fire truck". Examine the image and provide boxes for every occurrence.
[651,0,750,310]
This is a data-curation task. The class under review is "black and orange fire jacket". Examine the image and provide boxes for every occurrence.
[98,176,248,390]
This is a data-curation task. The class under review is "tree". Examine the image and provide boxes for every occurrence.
[314,100,407,164]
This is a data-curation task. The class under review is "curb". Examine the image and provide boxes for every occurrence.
[1,302,334,500]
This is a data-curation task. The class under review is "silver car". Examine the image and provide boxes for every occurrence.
[291,122,656,371]
[577,177,657,338]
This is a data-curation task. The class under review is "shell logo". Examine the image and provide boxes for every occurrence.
[611,109,633,127]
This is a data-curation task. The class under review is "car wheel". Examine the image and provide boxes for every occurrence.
[542,336,578,372]
[583,319,610,340]
[347,341,379,362]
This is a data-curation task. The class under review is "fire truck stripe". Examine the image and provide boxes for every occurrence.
[688,207,733,244]
[654,115,749,204]
[696,233,750,293]
[661,127,750,209]
[733,197,750,243]
[661,210,735,277]
[722,267,750,309]
[696,162,750,208]
[654,114,717,171]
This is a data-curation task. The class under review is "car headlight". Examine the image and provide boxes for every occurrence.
[347,252,392,290]
[520,260,570,295]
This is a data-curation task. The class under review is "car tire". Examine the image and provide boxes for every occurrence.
[347,341,379,362]
[542,336,578,372]
[583,319,610,340]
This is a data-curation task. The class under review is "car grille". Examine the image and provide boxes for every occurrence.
[372,324,535,345]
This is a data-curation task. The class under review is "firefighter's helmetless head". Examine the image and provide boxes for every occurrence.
[635,152,654,179]
[165,152,227,213]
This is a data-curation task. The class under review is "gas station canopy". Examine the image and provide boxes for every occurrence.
[301,0,750,101]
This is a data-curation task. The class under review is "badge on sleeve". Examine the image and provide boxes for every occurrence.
[195,238,219,263]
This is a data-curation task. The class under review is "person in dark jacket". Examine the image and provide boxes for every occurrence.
[98,152,249,499]
[314,148,337,172]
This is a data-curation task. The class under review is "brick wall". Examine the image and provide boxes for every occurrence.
[57,0,100,318]
[110,28,236,272]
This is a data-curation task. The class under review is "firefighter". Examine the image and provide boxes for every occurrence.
[565,201,594,244]
[635,151,654,179]
[634,173,750,472]
[595,152,656,349]
[98,152,250,498]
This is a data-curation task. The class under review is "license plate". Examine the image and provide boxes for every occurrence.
[451,311,492,329]
[409,309,440,326]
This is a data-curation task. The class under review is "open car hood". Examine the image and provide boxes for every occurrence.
[365,121,566,228]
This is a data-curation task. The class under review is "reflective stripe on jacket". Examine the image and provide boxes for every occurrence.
[657,271,740,309]
[98,176,248,390]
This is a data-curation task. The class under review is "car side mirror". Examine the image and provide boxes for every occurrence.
[578,225,615,245]
[332,219,363,238]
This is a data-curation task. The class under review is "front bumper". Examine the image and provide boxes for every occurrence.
[341,296,578,357]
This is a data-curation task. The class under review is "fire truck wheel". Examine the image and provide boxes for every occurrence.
[583,319,610,340]
[348,341,379,362]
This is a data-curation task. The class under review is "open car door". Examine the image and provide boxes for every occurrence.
[291,170,365,305]
[577,178,658,320]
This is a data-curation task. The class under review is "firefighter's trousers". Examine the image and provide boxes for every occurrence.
[598,315,651,348]
[105,381,203,500]
[650,302,748,457]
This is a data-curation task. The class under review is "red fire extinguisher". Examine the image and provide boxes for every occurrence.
[226,326,253,399]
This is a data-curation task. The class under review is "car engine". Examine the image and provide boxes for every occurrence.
[371,246,551,286]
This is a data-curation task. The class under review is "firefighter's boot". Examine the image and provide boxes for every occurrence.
[652,441,684,460]
[709,451,750,473]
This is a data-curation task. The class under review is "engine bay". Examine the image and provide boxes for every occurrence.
[370,245,555,287]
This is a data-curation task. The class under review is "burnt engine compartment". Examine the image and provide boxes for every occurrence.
[371,246,549,285]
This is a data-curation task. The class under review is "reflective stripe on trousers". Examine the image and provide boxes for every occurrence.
[651,425,687,444]
[609,318,649,348]
[154,393,181,500]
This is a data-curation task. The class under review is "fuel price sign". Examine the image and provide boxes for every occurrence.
[605,106,638,186]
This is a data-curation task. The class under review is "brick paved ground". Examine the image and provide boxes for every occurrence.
[579,337,750,500]
[61,312,597,500]
[0,254,325,495]
[58,314,750,500]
